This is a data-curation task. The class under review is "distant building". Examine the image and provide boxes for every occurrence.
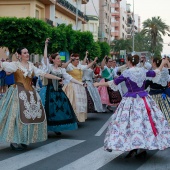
[0,0,89,60]
[98,0,112,44]
[83,15,99,41]
[0,0,89,31]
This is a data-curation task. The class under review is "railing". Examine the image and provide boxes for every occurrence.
[45,18,53,26]
[56,0,88,21]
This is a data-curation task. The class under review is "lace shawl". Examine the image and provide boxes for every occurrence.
[122,67,147,88]
[148,68,169,87]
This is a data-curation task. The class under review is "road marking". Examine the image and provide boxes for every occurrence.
[0,143,10,150]
[58,147,123,170]
[95,116,112,136]
[0,139,85,170]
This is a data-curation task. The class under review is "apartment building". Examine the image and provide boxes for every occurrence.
[111,0,121,41]
[98,0,112,44]
[83,15,99,42]
[0,0,88,30]
[0,0,89,59]
[126,3,141,39]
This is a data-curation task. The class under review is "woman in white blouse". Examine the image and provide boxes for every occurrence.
[0,47,61,151]
[63,53,97,122]
[40,39,85,135]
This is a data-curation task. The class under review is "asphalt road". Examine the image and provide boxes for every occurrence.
[0,111,170,170]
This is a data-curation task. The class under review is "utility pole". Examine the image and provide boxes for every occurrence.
[132,0,135,52]
[76,0,79,30]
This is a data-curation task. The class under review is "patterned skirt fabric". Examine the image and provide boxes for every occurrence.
[39,85,78,132]
[0,86,47,145]
[86,81,104,113]
[63,83,87,122]
[85,87,95,113]
[107,87,122,104]
[151,94,170,125]
[104,95,170,151]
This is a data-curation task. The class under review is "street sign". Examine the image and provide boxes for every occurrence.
[120,50,126,59]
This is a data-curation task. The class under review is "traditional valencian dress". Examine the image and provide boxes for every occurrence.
[98,66,121,106]
[104,67,170,151]
[82,68,104,113]
[39,60,78,132]
[0,61,47,145]
[145,67,170,125]
[63,63,87,122]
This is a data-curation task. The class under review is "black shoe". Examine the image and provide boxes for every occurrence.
[10,143,24,151]
[106,148,112,152]
[125,149,138,158]
[21,144,28,149]
[106,106,113,112]
[55,132,62,136]
[135,151,147,158]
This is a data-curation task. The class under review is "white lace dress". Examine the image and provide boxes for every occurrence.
[104,67,170,151]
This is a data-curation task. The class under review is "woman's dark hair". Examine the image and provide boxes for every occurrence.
[153,57,162,67]
[16,47,26,55]
[73,53,80,58]
[50,53,59,64]
[127,54,139,66]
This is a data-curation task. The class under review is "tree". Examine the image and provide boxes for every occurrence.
[112,39,132,53]
[88,42,101,61]
[0,17,51,57]
[48,24,67,54]
[73,31,94,59]
[142,16,170,53]
[97,41,110,58]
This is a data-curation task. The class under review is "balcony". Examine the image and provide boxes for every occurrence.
[45,18,54,26]
[39,0,55,4]
[56,0,88,23]
[82,0,89,4]
[112,3,119,8]
[73,0,89,4]
[112,22,119,27]
[112,11,120,17]
[127,34,132,39]
[112,31,119,37]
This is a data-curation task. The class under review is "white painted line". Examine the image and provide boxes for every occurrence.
[0,143,10,150]
[58,147,123,170]
[0,139,85,170]
[95,116,111,136]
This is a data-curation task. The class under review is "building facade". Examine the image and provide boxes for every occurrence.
[0,0,89,59]
[111,0,122,41]
[0,0,88,30]
[98,0,112,44]
[83,15,99,42]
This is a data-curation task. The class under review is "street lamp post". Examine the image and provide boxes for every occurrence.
[132,0,135,52]
[76,0,79,30]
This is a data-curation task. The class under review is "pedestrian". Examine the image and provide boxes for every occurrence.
[0,47,61,151]
[94,55,170,158]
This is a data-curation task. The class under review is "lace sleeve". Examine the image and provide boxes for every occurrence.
[108,80,118,91]
[152,69,161,83]
[0,61,18,72]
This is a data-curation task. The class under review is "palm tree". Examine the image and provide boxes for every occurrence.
[142,16,170,53]
[112,39,132,52]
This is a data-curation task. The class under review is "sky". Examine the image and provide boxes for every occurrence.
[85,0,170,55]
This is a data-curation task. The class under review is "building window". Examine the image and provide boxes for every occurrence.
[35,10,39,19]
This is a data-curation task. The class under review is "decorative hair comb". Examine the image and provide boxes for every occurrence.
[132,57,135,62]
